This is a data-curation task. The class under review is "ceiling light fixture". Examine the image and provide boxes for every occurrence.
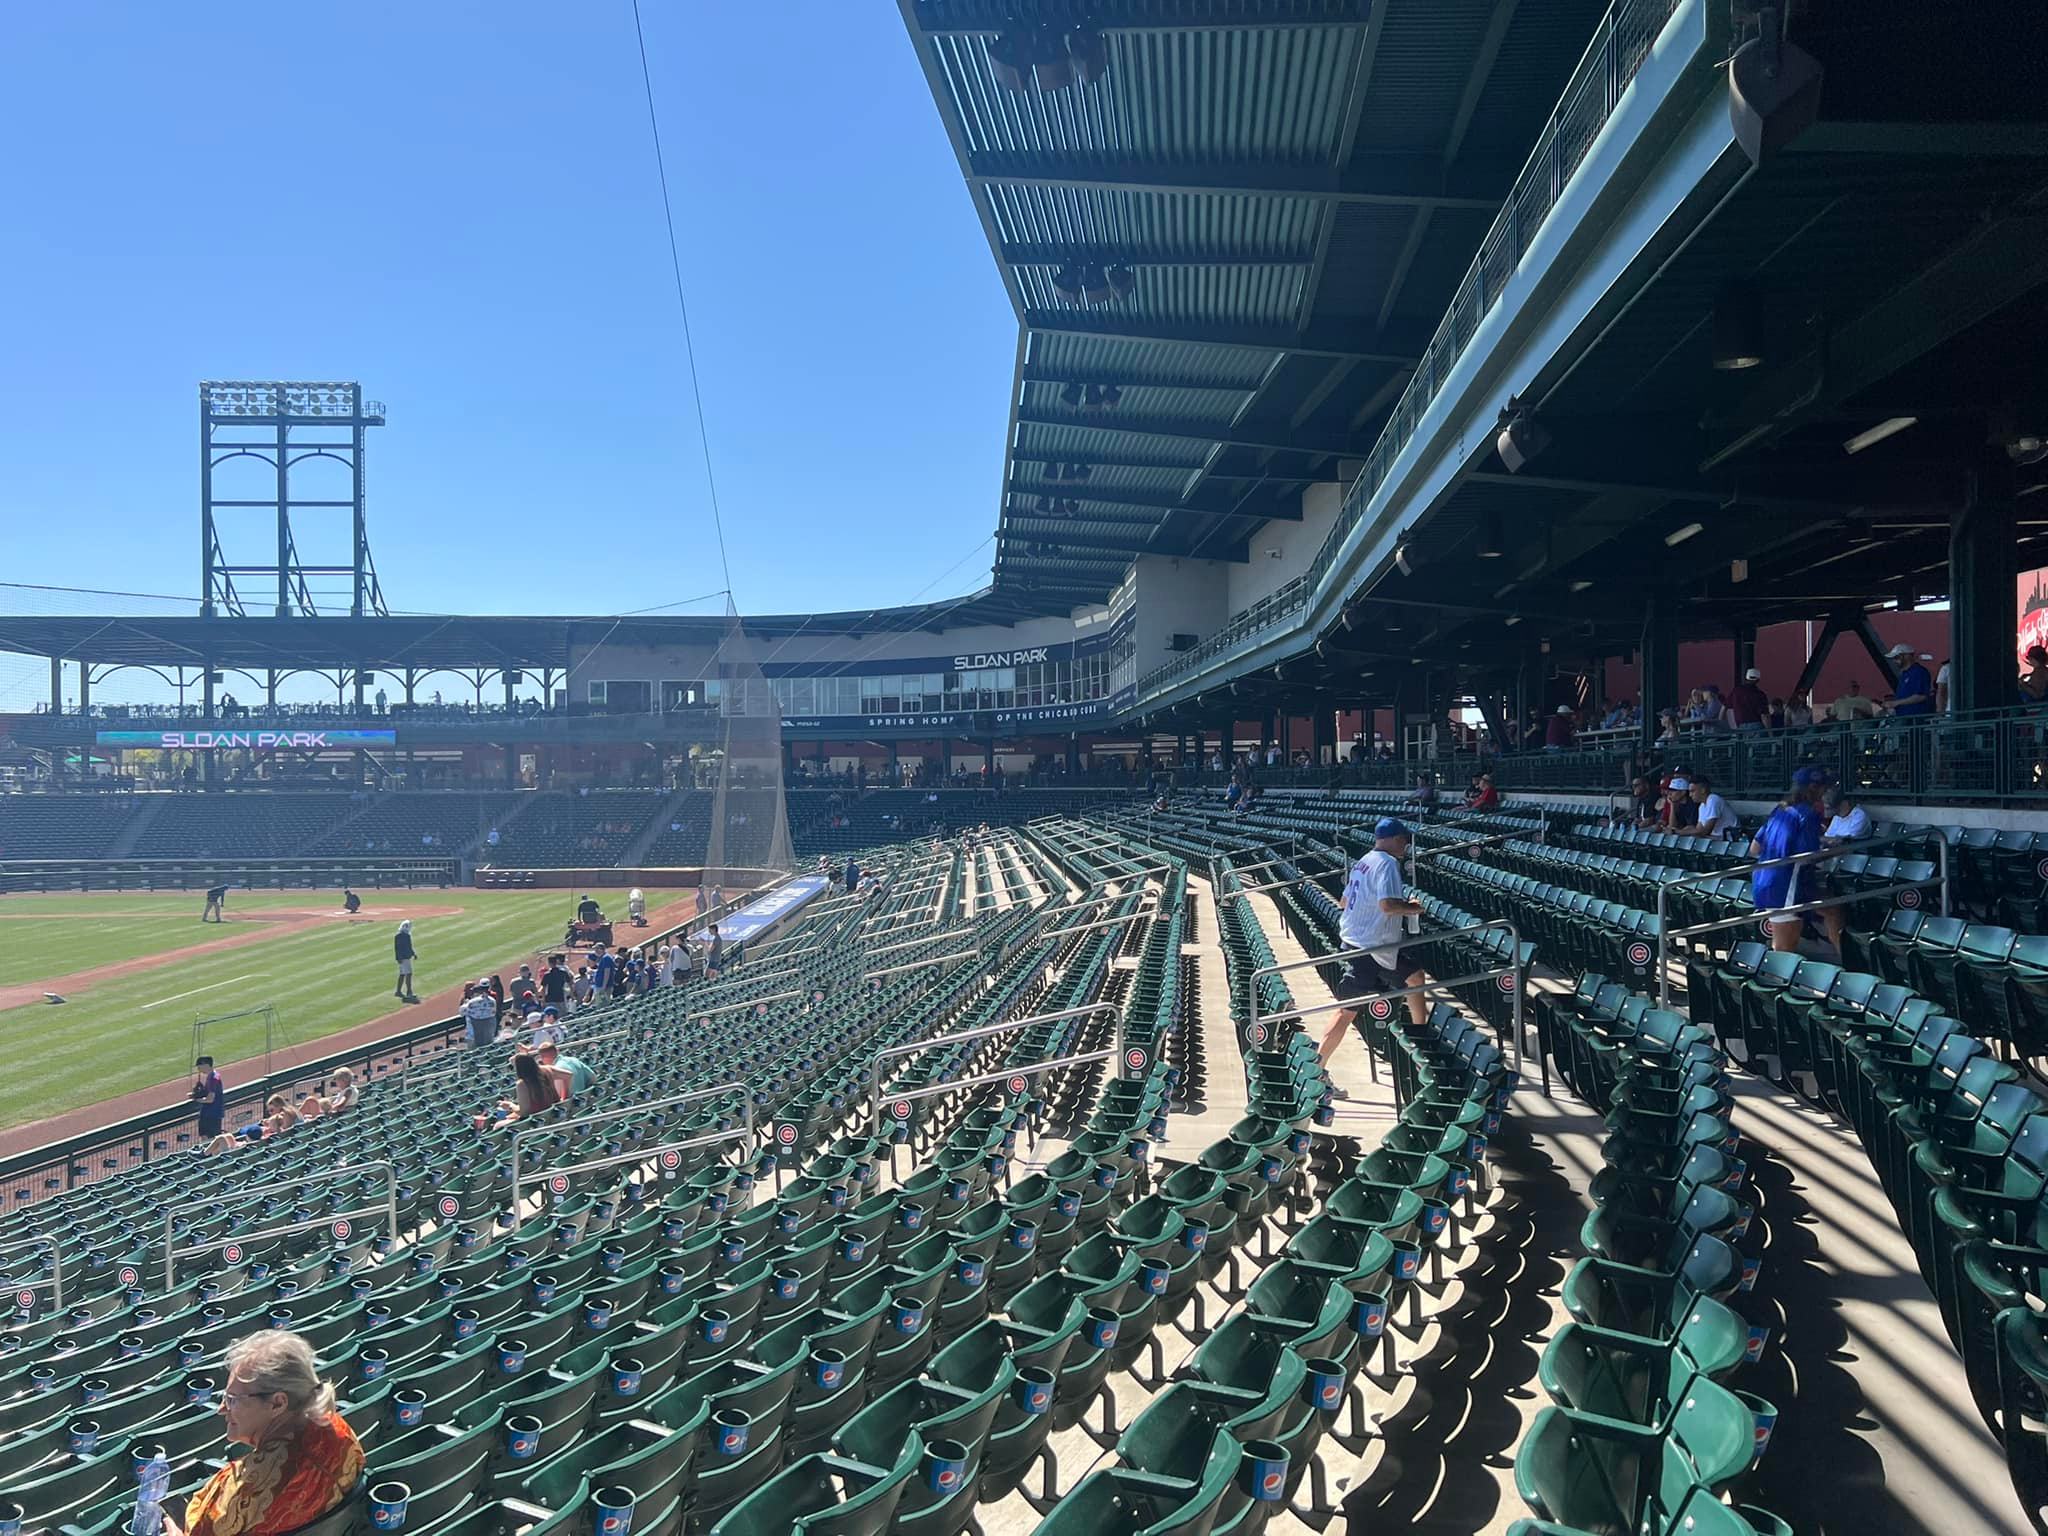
[1569,579,1593,593]
[1664,522,1705,548]
[1843,416,1918,454]
[1476,508,1506,558]
[1710,280,1765,370]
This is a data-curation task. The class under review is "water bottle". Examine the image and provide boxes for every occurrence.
[133,1455,172,1536]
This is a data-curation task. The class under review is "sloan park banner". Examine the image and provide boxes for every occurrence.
[96,729,398,750]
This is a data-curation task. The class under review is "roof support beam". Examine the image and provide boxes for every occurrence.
[1002,244,1314,268]
[1015,406,1351,459]
[1025,311,1425,365]
[910,1,1373,32]
[968,153,1507,213]
[1020,363,1258,396]
[1703,213,2048,470]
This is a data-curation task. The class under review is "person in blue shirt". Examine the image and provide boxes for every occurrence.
[590,944,617,996]
[1887,644,1935,717]
[1750,767,1830,953]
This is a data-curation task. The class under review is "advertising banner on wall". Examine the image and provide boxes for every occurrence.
[96,728,399,750]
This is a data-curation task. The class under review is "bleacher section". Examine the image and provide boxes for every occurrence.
[132,794,362,859]
[307,793,524,858]
[485,792,664,869]
[0,796,141,859]
[7,781,2047,1531]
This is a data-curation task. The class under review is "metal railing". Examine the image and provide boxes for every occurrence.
[1248,919,1529,1082]
[162,1161,398,1292]
[0,1236,65,1312]
[866,1003,1125,1124]
[688,991,804,1024]
[511,1085,750,1229]
[1651,838,1952,1007]
[864,951,980,981]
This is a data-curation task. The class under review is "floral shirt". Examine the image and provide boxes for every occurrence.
[185,1413,363,1536]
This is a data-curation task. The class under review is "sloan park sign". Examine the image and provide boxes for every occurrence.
[96,729,398,750]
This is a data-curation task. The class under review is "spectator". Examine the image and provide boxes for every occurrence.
[296,1095,324,1123]
[393,921,418,1003]
[1681,774,1738,838]
[1661,774,1698,831]
[1830,678,1881,723]
[460,982,497,1047]
[541,954,571,1011]
[1823,786,1870,844]
[536,1041,595,1100]
[1466,773,1500,811]
[1750,768,1830,954]
[1728,668,1769,730]
[1887,644,1935,717]
[1622,775,1660,828]
[495,1051,561,1122]
[1654,709,1681,746]
[1936,657,1952,713]
[1320,818,1429,1074]
[325,1068,358,1113]
[527,1007,565,1048]
[2023,645,2048,705]
[1409,774,1438,806]
[1545,705,1577,751]
[1766,698,1787,731]
[162,1329,363,1536]
[190,1056,225,1140]
[1784,691,1815,729]
[261,1095,298,1138]
[590,944,618,996]
[202,1135,238,1157]
[705,924,724,978]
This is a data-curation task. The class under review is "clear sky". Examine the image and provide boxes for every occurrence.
[0,3,1015,649]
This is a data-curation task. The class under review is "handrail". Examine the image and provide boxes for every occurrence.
[511,1085,749,1228]
[1651,833,1951,1006]
[1217,869,1334,903]
[867,1002,1124,1121]
[0,1236,65,1311]
[864,951,979,981]
[1040,903,1156,940]
[1654,872,1948,1008]
[163,1161,397,1292]
[514,1123,756,1231]
[688,990,804,1023]
[1249,919,1528,1081]
[874,1048,1120,1125]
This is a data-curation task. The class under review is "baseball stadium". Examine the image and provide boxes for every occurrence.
[4,4,2048,1535]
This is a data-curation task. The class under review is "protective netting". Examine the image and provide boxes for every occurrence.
[703,604,794,890]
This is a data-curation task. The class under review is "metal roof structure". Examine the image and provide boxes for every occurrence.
[0,601,1012,673]
[903,0,1611,612]
[1119,0,2048,727]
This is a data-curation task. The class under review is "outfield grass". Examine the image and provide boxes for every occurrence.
[0,887,649,1133]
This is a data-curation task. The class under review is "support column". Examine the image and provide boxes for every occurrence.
[1733,625,1757,689]
[1312,706,1335,767]
[201,663,217,786]
[1067,735,1080,775]
[77,662,89,715]
[1950,484,2018,715]
[1639,591,1679,749]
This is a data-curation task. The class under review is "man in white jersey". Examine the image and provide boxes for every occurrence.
[1319,817,1429,1068]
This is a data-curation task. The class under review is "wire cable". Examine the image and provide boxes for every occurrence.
[630,0,734,598]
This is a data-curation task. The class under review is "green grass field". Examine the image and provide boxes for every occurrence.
[0,886,653,1133]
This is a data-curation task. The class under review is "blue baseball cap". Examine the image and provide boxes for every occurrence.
[1374,817,1412,841]
[541,1006,559,1017]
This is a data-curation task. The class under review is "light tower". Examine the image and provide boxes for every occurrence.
[199,381,389,617]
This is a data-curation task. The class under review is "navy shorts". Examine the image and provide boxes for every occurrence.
[1333,954,1402,1002]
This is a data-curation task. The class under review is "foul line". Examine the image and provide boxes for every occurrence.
[143,974,257,1010]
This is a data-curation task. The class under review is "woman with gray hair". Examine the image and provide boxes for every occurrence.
[164,1330,363,1536]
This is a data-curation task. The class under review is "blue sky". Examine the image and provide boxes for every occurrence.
[0,3,1015,647]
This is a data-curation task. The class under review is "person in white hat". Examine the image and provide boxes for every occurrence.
[1729,666,1769,730]
[1888,645,1935,717]
[1544,703,1577,751]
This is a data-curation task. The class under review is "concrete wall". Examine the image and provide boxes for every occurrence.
[1226,480,1341,613]
[1130,554,1230,679]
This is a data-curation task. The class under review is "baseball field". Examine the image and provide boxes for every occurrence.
[0,886,684,1138]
